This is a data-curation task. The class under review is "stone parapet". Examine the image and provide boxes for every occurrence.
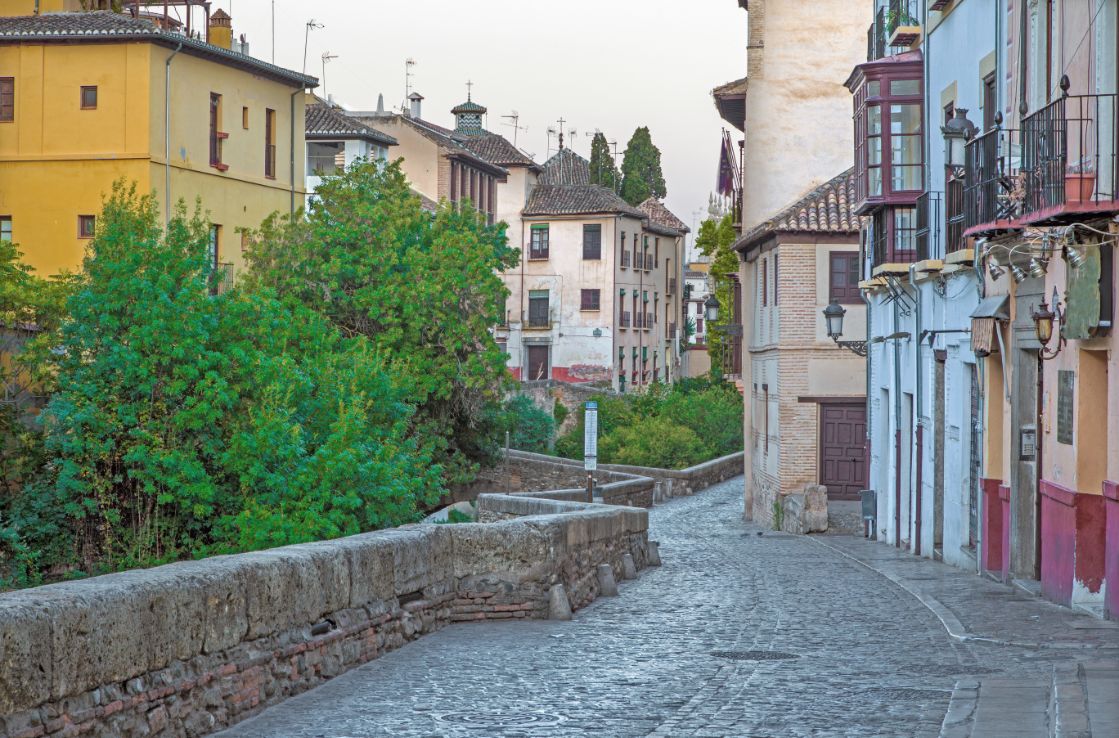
[0,495,649,738]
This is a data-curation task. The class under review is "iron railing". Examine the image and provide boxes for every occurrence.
[668,278,677,295]
[867,7,887,61]
[645,312,654,329]
[945,177,966,253]
[621,250,631,268]
[887,0,922,41]
[620,311,631,328]
[915,191,941,261]
[209,263,234,296]
[964,125,1021,230]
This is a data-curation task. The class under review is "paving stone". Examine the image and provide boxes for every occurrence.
[213,477,1119,738]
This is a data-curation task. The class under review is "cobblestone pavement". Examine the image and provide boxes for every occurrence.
[216,477,1119,738]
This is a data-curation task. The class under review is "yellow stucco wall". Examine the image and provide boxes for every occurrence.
[0,0,88,14]
[0,39,306,278]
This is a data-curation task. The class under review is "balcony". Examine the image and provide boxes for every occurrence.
[620,311,631,328]
[668,277,677,296]
[525,307,555,330]
[914,191,941,261]
[209,263,234,296]
[964,85,1119,234]
[668,321,677,339]
[887,0,922,48]
[634,312,644,329]
[645,312,654,330]
[621,250,631,268]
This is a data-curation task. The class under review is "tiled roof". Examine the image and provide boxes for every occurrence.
[738,168,859,251]
[712,77,748,98]
[639,198,690,235]
[539,148,591,185]
[354,113,507,176]
[306,104,397,146]
[460,133,539,170]
[412,189,438,213]
[524,185,645,218]
[451,99,487,114]
[0,12,317,88]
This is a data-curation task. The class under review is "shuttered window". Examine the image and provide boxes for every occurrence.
[0,78,13,122]
[580,289,600,311]
[829,251,862,304]
[528,290,550,327]
[582,224,601,260]
[530,225,549,259]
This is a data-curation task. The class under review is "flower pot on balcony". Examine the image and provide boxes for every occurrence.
[1065,173,1096,203]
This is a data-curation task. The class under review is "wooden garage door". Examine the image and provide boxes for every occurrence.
[820,403,867,500]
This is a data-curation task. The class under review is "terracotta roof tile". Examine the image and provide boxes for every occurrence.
[460,133,538,170]
[524,185,645,218]
[738,168,858,250]
[306,104,397,146]
[538,148,591,185]
[639,198,690,235]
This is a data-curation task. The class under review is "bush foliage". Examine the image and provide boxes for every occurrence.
[553,379,742,469]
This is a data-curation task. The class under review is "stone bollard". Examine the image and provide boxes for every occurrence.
[647,541,662,567]
[621,553,637,580]
[548,584,573,620]
[596,564,619,596]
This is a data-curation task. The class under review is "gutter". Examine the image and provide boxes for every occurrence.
[164,40,183,226]
[290,87,303,214]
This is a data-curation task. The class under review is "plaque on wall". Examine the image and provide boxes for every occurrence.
[1057,370,1075,445]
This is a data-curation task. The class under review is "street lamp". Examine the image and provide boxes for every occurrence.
[822,299,868,357]
[1032,286,1065,360]
[704,293,720,322]
[941,108,978,173]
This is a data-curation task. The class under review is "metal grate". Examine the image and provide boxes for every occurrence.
[436,710,564,727]
[863,687,951,701]
[710,650,800,661]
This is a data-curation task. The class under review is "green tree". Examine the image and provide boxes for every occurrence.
[619,126,667,206]
[588,132,619,191]
[245,159,518,485]
[695,213,738,376]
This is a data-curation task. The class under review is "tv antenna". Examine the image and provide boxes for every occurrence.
[404,58,417,104]
[321,52,338,101]
[502,111,527,147]
[302,19,324,76]
[546,126,558,157]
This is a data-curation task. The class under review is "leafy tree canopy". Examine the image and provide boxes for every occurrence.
[694,213,738,376]
[620,126,667,206]
[588,132,619,191]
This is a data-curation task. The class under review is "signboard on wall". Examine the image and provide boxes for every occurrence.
[1057,370,1075,446]
[584,401,598,471]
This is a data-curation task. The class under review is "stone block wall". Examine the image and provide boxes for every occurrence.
[0,497,647,738]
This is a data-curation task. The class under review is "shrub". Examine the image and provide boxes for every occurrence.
[499,396,554,454]
[597,417,707,469]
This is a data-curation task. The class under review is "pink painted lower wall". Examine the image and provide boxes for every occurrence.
[999,485,1011,582]
[1105,480,1119,621]
[981,478,1004,577]
[1039,479,1106,607]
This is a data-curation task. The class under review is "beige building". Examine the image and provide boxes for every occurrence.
[715,0,871,522]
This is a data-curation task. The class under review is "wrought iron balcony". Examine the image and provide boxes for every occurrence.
[887,0,922,47]
[209,263,234,296]
[668,278,677,296]
[621,250,631,268]
[914,191,941,261]
[620,311,631,328]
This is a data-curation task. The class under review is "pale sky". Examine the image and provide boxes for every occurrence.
[214,0,746,253]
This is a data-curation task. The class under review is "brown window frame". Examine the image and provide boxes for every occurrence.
[0,216,11,242]
[580,288,601,311]
[529,224,549,260]
[80,85,97,110]
[582,224,602,260]
[264,108,277,179]
[78,214,96,239]
[209,93,228,171]
[761,258,768,307]
[242,106,250,130]
[0,77,13,122]
[829,251,862,304]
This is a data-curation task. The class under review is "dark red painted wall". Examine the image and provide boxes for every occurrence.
[1040,479,1106,607]
[999,485,1011,582]
[981,478,1003,575]
[1105,481,1119,621]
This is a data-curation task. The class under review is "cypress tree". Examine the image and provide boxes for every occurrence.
[588,132,619,191]
[620,127,667,205]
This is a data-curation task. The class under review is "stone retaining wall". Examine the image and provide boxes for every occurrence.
[0,497,647,738]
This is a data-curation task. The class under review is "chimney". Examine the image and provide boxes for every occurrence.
[376,93,385,114]
[408,92,424,119]
[208,9,233,51]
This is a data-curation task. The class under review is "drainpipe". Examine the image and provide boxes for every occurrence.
[894,298,903,548]
[164,41,184,226]
[290,87,303,214]
[612,216,620,391]
[911,263,923,557]
[862,238,874,538]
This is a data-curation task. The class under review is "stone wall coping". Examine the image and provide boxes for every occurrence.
[504,449,745,481]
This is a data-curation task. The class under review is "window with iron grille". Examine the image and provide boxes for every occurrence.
[582,224,601,260]
[209,93,227,170]
[829,251,861,304]
[580,288,600,311]
[0,77,13,122]
[530,225,549,259]
[527,290,550,327]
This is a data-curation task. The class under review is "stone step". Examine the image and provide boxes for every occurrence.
[1082,663,1119,737]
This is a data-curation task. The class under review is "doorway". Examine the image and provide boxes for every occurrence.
[819,402,868,500]
[526,345,550,381]
[933,356,946,559]
[1010,350,1040,578]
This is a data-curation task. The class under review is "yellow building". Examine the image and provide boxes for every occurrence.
[0,8,316,281]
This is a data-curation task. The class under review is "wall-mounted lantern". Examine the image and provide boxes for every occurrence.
[1031,286,1066,360]
[823,299,868,357]
[704,294,720,322]
[941,107,977,173]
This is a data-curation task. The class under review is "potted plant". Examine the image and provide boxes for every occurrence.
[1065,158,1096,203]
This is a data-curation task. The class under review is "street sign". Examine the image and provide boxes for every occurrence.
[584,401,598,471]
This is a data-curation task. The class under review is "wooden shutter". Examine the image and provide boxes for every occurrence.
[0,78,14,122]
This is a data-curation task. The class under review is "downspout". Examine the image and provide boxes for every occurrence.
[164,41,184,226]
[862,235,874,538]
[894,298,903,548]
[612,215,620,391]
[911,263,923,557]
[290,87,303,214]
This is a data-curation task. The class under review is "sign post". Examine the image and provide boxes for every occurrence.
[583,401,598,501]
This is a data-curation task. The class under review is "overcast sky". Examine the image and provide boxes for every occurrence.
[214,0,746,253]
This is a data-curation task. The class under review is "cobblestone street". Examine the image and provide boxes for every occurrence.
[216,478,1119,738]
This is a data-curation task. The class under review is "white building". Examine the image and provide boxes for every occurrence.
[304,100,397,206]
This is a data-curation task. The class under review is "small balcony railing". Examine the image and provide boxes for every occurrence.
[526,307,554,329]
[645,312,654,330]
[1020,88,1119,219]
[915,191,941,261]
[668,278,677,296]
[872,222,916,268]
[621,250,631,268]
[964,125,1022,232]
[634,312,644,329]
[620,311,631,328]
[887,0,922,47]
[209,262,234,296]
[945,177,966,254]
[867,8,887,61]
[668,321,677,338]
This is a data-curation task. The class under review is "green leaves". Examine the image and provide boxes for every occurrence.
[696,213,739,376]
[620,127,667,206]
[589,132,620,191]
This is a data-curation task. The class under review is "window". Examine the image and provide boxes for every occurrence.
[242,106,250,130]
[530,224,549,259]
[582,224,601,260]
[580,289,601,311]
[773,254,779,305]
[696,317,704,334]
[0,77,13,122]
[852,69,922,204]
[0,216,10,241]
[308,142,344,175]
[761,258,768,307]
[209,93,227,170]
[208,224,221,268]
[890,102,922,191]
[829,252,861,304]
[265,108,277,179]
[78,214,95,239]
[527,289,549,327]
[80,85,97,110]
